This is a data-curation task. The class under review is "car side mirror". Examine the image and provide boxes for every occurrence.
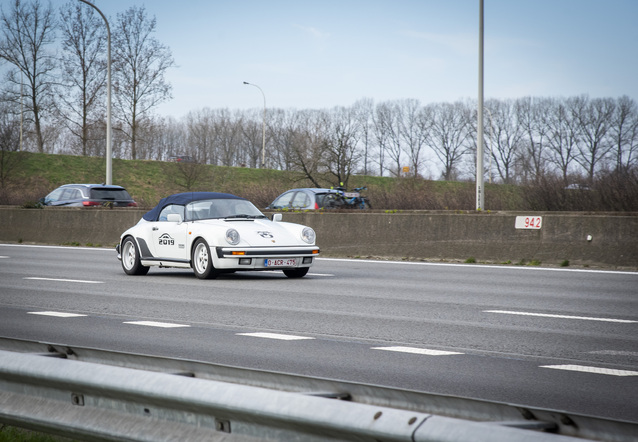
[166,213,182,223]
[272,213,282,222]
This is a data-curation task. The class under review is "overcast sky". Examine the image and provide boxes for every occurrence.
[90,0,637,118]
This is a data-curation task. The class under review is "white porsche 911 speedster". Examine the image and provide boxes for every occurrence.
[116,192,319,279]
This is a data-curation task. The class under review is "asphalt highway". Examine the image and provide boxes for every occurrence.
[0,243,636,423]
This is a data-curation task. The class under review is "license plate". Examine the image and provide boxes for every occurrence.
[264,258,298,267]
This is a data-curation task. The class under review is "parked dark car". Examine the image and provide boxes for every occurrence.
[40,184,138,207]
[267,188,342,210]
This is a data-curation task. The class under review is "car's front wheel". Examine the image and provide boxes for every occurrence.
[283,267,309,278]
[191,239,218,279]
[121,237,149,276]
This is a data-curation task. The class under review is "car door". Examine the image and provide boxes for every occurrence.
[290,191,311,209]
[149,205,189,261]
[270,191,295,209]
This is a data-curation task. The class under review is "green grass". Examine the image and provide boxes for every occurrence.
[0,426,76,442]
[2,151,525,211]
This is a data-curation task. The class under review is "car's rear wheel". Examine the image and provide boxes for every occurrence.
[192,239,218,279]
[121,237,149,276]
[283,267,309,278]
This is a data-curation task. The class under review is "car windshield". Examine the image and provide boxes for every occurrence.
[186,198,266,220]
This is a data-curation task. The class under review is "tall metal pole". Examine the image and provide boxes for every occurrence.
[243,81,266,168]
[20,69,23,152]
[476,0,484,210]
[78,0,112,185]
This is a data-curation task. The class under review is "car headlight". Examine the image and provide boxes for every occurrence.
[301,227,315,244]
[226,228,240,245]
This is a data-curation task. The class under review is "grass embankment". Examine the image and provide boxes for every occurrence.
[0,426,76,442]
[1,151,523,210]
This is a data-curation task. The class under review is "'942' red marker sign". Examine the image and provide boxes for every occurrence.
[515,216,542,229]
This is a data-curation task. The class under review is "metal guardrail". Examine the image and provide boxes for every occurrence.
[0,337,634,441]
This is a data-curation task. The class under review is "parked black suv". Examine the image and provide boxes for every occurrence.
[40,184,138,207]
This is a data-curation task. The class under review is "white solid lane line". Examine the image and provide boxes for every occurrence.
[123,321,190,328]
[24,277,103,284]
[237,332,315,341]
[484,310,636,323]
[371,346,463,356]
[27,311,87,318]
[541,365,638,377]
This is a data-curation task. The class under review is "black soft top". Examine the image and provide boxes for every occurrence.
[143,192,244,221]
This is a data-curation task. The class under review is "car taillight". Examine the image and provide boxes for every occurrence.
[127,202,138,207]
[83,201,102,206]
[314,202,319,209]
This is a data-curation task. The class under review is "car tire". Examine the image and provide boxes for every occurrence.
[191,238,218,279]
[121,237,149,276]
[283,267,309,278]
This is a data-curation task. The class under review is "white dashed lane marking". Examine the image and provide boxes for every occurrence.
[24,277,103,284]
[485,310,636,324]
[541,365,638,377]
[20,312,634,378]
[372,346,464,356]
[27,311,87,318]
[237,332,315,341]
[123,321,190,328]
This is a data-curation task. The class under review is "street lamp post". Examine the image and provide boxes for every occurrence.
[243,81,266,168]
[476,0,485,210]
[20,69,23,152]
[78,0,112,185]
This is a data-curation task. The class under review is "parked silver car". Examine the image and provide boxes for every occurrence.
[267,188,342,210]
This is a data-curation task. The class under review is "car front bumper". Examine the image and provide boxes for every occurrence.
[214,246,319,270]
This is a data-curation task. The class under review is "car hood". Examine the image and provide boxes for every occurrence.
[195,218,308,247]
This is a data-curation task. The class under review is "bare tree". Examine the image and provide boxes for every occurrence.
[397,99,429,178]
[517,96,550,183]
[187,108,217,164]
[570,95,615,183]
[426,101,471,181]
[374,101,403,176]
[0,101,23,189]
[609,95,638,174]
[0,0,57,153]
[57,2,107,156]
[266,108,302,171]
[289,109,328,187]
[487,99,524,184]
[112,5,175,160]
[322,106,362,187]
[214,108,243,167]
[352,98,374,175]
[371,104,389,176]
[241,108,266,168]
[545,97,579,184]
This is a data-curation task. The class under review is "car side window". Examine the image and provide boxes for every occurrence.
[291,192,310,208]
[272,191,295,208]
[70,189,83,200]
[60,188,77,201]
[158,204,185,222]
[45,188,64,203]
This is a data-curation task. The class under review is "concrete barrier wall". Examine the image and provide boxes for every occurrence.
[1,207,636,269]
